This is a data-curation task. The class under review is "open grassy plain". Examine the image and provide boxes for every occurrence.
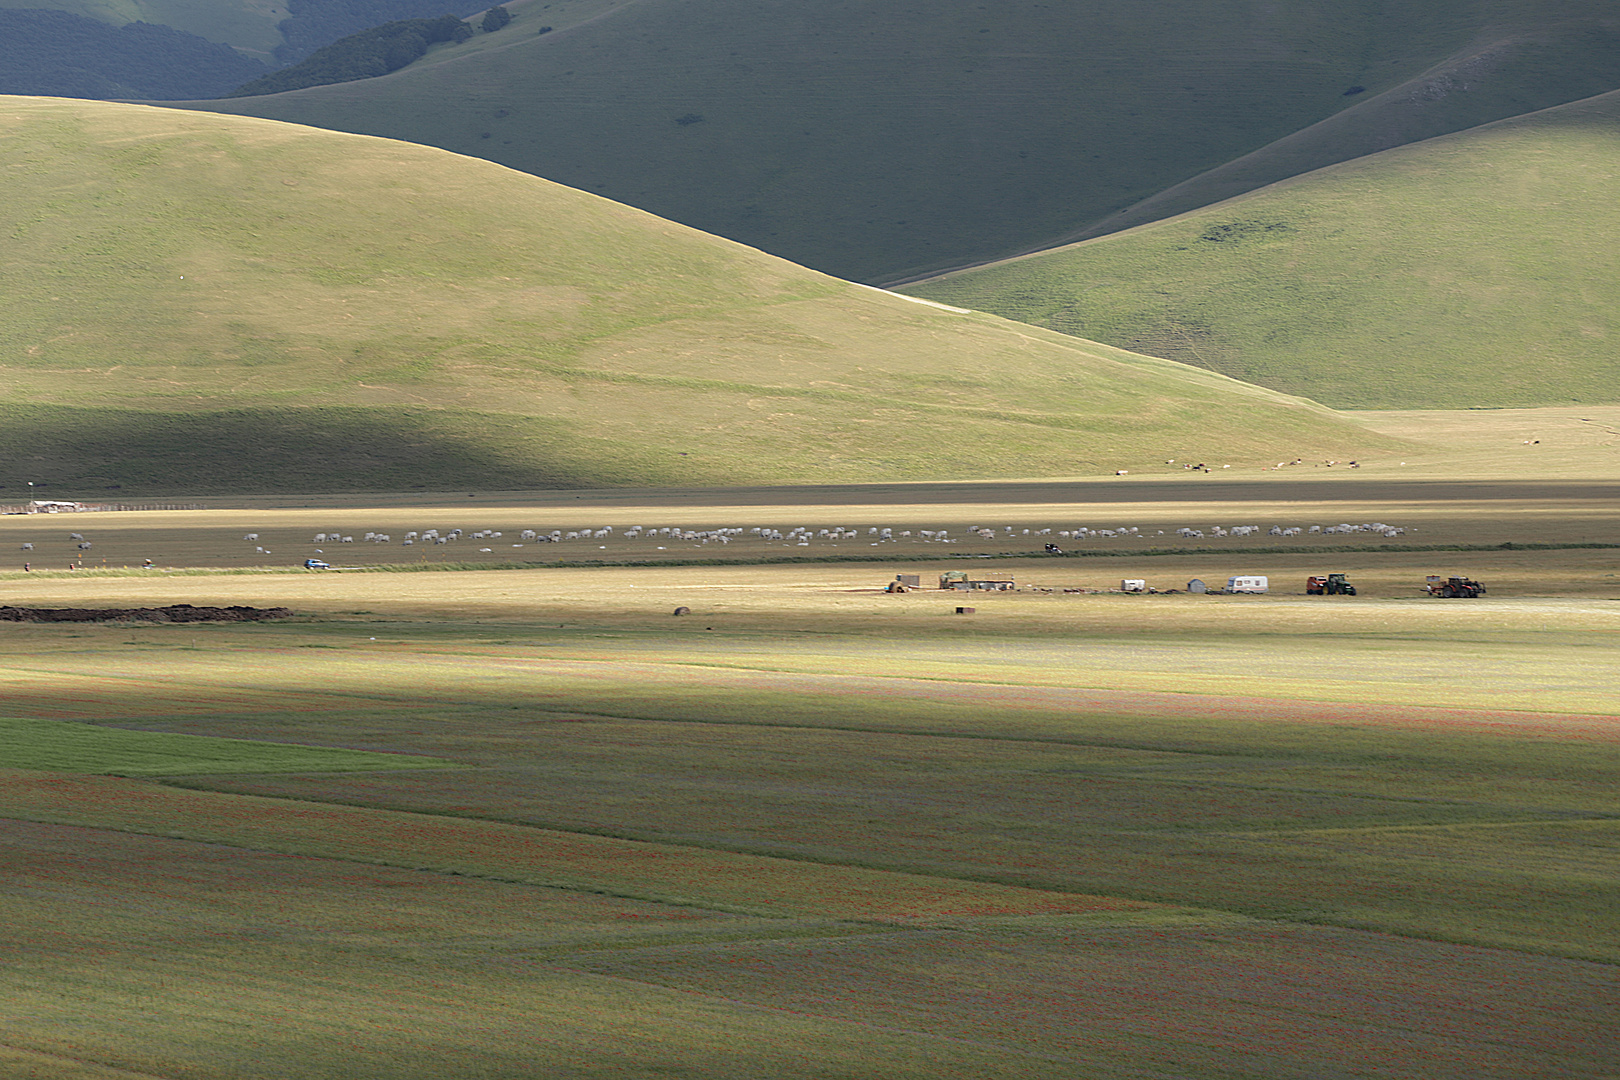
[179,0,1620,283]
[906,89,1620,408]
[1,465,1617,1077]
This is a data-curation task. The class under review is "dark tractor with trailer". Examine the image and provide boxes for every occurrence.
[1306,573,1357,595]
[1426,575,1486,598]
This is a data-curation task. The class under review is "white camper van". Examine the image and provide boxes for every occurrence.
[1226,575,1268,593]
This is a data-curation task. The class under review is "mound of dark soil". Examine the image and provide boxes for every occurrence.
[0,604,293,623]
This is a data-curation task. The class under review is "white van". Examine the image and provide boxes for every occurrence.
[1226,575,1268,593]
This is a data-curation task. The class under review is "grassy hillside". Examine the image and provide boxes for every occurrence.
[0,7,270,99]
[176,0,1620,283]
[0,0,288,59]
[0,0,499,66]
[906,90,1620,410]
[0,97,1394,495]
[964,12,1620,265]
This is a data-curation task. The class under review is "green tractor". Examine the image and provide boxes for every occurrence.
[1306,573,1357,596]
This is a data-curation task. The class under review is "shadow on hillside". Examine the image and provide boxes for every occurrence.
[0,404,632,496]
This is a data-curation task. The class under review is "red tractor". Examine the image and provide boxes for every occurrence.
[1425,575,1486,598]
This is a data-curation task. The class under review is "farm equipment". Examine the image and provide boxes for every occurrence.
[1306,573,1357,595]
[1425,575,1485,598]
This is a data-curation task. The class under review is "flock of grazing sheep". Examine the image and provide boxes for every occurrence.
[8,520,1410,569]
[240,520,1411,554]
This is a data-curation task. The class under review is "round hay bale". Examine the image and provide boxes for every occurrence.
[672,606,691,616]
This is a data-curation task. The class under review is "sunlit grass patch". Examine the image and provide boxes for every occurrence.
[0,718,459,775]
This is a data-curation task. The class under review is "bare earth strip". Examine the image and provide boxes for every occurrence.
[0,771,1145,921]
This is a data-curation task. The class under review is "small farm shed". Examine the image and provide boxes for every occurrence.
[1187,579,1209,593]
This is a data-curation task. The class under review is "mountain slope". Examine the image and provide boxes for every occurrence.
[0,0,287,59]
[904,90,1620,410]
[0,0,500,64]
[0,96,1393,495]
[0,7,269,99]
[176,0,1620,283]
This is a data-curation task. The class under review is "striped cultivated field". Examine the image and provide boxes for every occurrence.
[2,497,1616,1078]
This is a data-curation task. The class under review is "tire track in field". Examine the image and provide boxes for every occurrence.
[0,770,1155,922]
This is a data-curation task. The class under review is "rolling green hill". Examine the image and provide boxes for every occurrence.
[0,0,288,59]
[176,0,1620,283]
[0,8,270,99]
[0,0,497,66]
[0,97,1396,495]
[904,90,1620,410]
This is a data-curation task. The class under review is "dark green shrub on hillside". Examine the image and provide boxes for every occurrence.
[229,14,470,96]
[385,29,428,68]
[275,0,486,64]
[481,5,512,32]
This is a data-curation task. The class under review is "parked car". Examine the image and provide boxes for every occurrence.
[303,558,330,570]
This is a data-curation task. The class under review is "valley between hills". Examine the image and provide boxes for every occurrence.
[2,3,1618,1076]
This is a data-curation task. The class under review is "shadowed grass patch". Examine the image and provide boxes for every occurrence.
[0,717,461,775]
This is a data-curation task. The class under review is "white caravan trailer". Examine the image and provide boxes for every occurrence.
[1226,575,1268,593]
